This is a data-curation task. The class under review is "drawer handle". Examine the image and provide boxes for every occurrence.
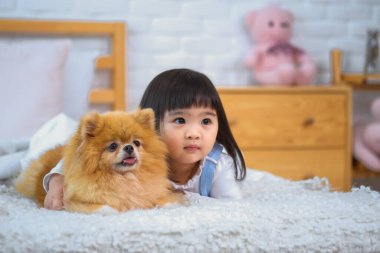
[303,117,315,127]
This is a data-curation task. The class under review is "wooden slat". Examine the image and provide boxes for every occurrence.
[0,19,120,35]
[341,73,366,85]
[367,73,380,79]
[111,22,126,110]
[330,49,343,85]
[88,89,115,104]
[96,56,113,69]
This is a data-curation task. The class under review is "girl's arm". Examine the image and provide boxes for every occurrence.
[43,160,64,210]
[210,154,242,199]
[44,173,64,210]
[43,160,63,191]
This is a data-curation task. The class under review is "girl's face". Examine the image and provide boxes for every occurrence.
[160,106,218,168]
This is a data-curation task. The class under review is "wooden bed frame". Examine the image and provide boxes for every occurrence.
[0,19,127,110]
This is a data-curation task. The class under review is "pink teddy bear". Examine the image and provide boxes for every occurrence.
[244,6,316,86]
[354,98,380,172]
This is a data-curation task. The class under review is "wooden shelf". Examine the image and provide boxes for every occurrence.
[330,49,380,89]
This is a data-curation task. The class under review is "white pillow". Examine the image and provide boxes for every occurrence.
[0,39,71,139]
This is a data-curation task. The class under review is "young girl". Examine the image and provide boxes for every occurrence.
[44,68,246,210]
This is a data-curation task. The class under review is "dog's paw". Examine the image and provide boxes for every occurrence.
[96,205,119,215]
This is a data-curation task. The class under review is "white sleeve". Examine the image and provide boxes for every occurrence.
[42,159,63,192]
[210,153,242,199]
[20,113,77,170]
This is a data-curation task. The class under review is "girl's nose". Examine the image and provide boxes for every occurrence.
[185,126,200,139]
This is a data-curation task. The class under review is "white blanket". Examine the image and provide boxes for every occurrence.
[1,170,380,253]
[1,116,379,252]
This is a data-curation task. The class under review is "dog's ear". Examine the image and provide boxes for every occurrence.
[79,112,104,138]
[135,108,155,130]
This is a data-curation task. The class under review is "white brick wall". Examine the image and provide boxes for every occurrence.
[0,0,379,109]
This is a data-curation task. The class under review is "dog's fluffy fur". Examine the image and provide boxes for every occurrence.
[15,109,183,213]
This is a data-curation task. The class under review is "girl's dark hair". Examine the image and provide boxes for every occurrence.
[139,68,246,181]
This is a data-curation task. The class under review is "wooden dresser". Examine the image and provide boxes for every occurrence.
[218,86,352,191]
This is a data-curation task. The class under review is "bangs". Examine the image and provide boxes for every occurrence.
[161,70,219,112]
[165,85,218,111]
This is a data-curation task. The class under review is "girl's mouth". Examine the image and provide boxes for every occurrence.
[184,145,200,152]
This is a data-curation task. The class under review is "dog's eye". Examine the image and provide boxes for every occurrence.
[107,143,118,152]
[133,140,141,147]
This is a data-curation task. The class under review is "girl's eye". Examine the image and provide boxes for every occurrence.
[174,117,185,124]
[268,20,274,27]
[202,118,212,125]
[107,143,118,152]
[133,140,141,147]
[281,22,289,28]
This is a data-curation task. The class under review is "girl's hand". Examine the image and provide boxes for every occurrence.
[44,174,64,210]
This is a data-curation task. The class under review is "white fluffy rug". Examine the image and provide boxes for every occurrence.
[1,170,380,253]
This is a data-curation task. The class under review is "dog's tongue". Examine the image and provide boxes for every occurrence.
[122,157,137,166]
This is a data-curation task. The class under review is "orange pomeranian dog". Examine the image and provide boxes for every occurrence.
[15,109,183,213]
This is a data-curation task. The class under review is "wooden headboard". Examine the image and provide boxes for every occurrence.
[0,19,126,110]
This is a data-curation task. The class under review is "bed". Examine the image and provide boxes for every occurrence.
[0,19,380,253]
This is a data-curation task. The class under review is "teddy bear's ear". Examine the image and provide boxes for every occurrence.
[79,112,103,139]
[286,10,294,24]
[246,11,257,27]
[135,108,155,131]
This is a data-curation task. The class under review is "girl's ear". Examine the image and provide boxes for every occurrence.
[79,112,103,139]
[135,108,155,130]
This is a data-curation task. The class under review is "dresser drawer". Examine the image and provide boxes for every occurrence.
[219,90,348,149]
[218,87,352,191]
[243,149,350,191]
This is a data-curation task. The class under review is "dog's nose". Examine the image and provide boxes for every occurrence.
[123,145,134,155]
